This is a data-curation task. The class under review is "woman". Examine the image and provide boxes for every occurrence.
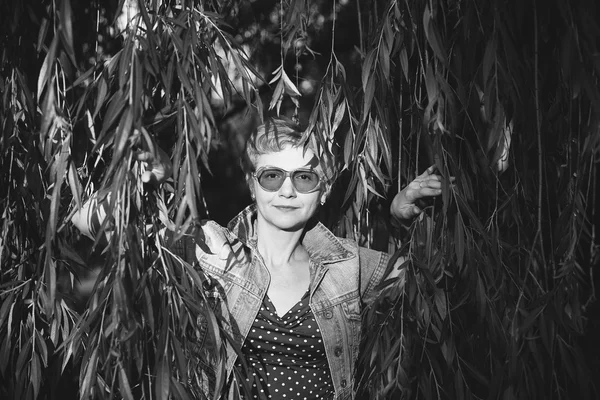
[72,119,445,399]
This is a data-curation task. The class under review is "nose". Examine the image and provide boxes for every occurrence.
[278,176,297,197]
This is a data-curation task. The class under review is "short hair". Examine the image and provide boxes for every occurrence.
[242,118,337,185]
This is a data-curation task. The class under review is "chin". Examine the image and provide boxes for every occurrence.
[270,216,310,232]
[264,209,315,231]
[256,202,319,232]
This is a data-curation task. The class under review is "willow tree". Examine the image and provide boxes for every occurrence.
[348,1,599,399]
[0,0,598,400]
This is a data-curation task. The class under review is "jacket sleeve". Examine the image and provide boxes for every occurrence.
[358,247,407,305]
[358,247,389,301]
[163,220,231,265]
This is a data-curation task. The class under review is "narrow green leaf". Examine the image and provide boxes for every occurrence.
[0,294,14,327]
[93,77,108,119]
[144,287,155,334]
[34,330,48,368]
[399,46,409,82]
[0,334,10,374]
[118,362,134,400]
[331,101,346,135]
[185,171,199,220]
[422,5,447,63]
[16,338,32,377]
[67,162,82,210]
[31,354,41,400]
[364,149,386,188]
[60,0,76,65]
[454,213,465,269]
[37,35,59,96]
[362,78,376,121]
[172,337,187,382]
[379,39,390,82]
[155,357,171,400]
[131,53,143,120]
[36,17,50,52]
[361,50,376,93]
[424,63,438,104]
[171,377,193,400]
[434,289,447,321]
[97,92,125,142]
[80,348,98,398]
[483,38,496,85]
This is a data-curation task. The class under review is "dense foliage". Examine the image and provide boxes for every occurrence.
[0,0,598,399]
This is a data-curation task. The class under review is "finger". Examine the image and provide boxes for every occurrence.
[141,170,154,183]
[417,166,437,179]
[415,177,442,190]
[418,187,443,198]
[136,151,154,163]
[417,177,440,189]
[422,179,442,189]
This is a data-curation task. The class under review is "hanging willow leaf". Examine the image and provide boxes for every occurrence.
[422,4,447,63]
[37,36,59,97]
[118,362,134,400]
[155,356,170,400]
[59,0,76,65]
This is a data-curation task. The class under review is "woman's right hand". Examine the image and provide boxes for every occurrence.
[72,145,172,239]
[136,145,172,185]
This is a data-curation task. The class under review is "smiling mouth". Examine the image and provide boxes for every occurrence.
[274,205,298,210]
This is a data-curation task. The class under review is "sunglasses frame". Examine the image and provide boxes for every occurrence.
[252,166,323,194]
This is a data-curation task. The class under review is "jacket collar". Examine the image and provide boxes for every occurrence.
[227,205,355,264]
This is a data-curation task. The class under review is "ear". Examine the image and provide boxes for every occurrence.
[320,183,331,205]
[246,173,256,199]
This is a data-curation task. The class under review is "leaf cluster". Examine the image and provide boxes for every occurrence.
[1,0,261,399]
[352,0,599,399]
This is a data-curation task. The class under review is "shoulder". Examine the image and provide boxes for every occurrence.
[164,219,232,261]
[335,237,390,266]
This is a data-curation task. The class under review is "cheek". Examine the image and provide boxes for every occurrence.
[304,193,322,210]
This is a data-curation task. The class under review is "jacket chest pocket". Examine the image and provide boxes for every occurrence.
[341,296,362,321]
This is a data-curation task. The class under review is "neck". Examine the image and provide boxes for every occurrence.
[255,218,307,268]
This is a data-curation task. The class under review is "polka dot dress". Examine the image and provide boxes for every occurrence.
[236,291,334,400]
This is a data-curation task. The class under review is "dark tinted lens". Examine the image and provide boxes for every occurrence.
[292,170,320,192]
[257,168,285,191]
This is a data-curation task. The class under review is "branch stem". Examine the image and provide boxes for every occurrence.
[534,1,545,264]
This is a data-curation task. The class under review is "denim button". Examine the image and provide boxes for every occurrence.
[323,310,333,319]
[340,379,347,388]
[334,346,342,357]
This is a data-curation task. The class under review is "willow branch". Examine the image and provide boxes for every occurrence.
[356,0,363,54]
[534,1,545,264]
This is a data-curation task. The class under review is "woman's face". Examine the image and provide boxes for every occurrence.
[252,146,326,232]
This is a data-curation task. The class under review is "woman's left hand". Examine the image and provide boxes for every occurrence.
[390,165,449,223]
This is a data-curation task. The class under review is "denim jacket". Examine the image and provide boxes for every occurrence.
[184,205,390,399]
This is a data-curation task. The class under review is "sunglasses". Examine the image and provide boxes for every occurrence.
[252,167,322,193]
